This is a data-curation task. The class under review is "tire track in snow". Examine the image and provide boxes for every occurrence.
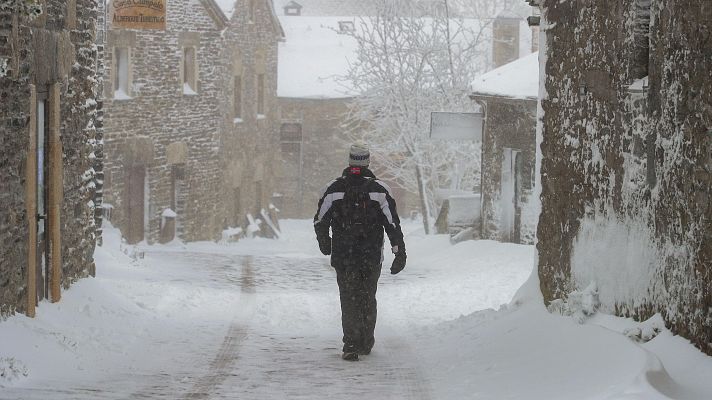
[182,323,249,399]
[182,256,255,399]
[382,337,433,400]
[122,253,254,400]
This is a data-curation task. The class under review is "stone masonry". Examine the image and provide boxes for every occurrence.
[220,0,283,231]
[475,97,537,244]
[0,0,101,316]
[101,0,283,243]
[276,97,351,218]
[536,0,712,355]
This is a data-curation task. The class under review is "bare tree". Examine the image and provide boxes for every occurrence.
[341,0,508,233]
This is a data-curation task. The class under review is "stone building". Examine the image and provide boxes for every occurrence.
[0,1,101,316]
[276,16,353,218]
[219,0,284,233]
[276,15,411,218]
[101,0,283,243]
[533,0,712,354]
[471,51,539,244]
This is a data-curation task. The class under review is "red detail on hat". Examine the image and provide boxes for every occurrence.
[350,167,362,175]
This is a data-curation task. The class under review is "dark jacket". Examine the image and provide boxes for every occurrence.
[314,167,405,269]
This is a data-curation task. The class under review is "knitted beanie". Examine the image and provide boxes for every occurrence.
[349,142,370,167]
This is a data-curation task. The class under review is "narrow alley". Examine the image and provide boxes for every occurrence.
[0,220,532,399]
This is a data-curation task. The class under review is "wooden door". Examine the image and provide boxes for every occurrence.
[126,166,145,244]
[36,95,49,302]
[500,148,522,243]
[512,151,523,244]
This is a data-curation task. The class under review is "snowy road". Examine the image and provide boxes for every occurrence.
[10,220,708,400]
[1,246,440,399]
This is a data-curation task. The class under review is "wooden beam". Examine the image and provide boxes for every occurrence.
[48,83,62,303]
[26,85,38,317]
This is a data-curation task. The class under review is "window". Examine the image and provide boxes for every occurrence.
[183,47,197,95]
[170,164,186,211]
[233,187,242,226]
[256,74,265,116]
[249,0,256,22]
[280,123,302,153]
[234,76,242,119]
[114,47,130,99]
[254,181,263,212]
[632,0,651,79]
[338,21,355,33]
[284,1,302,15]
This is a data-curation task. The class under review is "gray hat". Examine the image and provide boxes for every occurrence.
[349,142,370,167]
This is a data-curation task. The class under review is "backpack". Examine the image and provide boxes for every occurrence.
[340,177,374,236]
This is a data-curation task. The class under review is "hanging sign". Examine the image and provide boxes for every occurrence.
[111,0,167,30]
[430,112,483,142]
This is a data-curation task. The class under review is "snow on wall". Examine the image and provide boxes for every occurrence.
[571,212,661,311]
[537,0,712,355]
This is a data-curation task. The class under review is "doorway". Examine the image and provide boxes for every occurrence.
[500,148,522,243]
[126,165,146,244]
[36,91,50,302]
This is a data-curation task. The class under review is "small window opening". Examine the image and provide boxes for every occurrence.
[183,47,197,95]
[284,1,302,16]
[280,123,302,153]
[257,74,265,116]
[249,0,256,22]
[233,187,242,226]
[234,76,242,120]
[114,47,130,99]
[338,21,355,33]
[632,0,651,79]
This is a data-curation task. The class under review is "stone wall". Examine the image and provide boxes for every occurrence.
[0,0,100,315]
[220,0,282,229]
[537,0,712,354]
[102,0,282,243]
[277,98,352,218]
[277,97,412,219]
[102,0,226,243]
[476,97,537,244]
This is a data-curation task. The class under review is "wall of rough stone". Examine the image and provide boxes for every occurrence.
[476,97,537,244]
[537,0,712,355]
[277,97,352,218]
[219,0,282,230]
[276,97,413,219]
[0,12,30,315]
[0,0,100,314]
[102,0,228,243]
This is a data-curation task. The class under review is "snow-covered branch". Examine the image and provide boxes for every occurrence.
[340,0,501,232]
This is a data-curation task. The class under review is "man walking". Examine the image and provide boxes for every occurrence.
[314,142,407,361]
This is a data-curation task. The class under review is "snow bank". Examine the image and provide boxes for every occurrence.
[571,213,662,312]
[0,357,28,386]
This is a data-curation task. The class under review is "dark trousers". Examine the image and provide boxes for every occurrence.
[335,264,381,353]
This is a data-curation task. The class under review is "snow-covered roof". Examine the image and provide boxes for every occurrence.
[213,0,235,20]
[470,51,539,100]
[278,16,358,99]
[273,0,378,16]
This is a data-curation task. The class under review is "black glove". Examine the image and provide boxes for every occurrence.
[390,245,406,275]
[318,236,331,256]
